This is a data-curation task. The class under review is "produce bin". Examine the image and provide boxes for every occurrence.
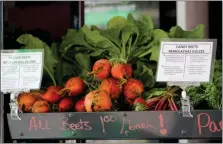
[7,111,222,140]
[2,1,222,143]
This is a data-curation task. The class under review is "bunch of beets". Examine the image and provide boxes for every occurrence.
[17,59,178,113]
[17,59,146,113]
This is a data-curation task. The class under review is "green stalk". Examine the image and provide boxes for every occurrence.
[120,40,126,63]
[44,66,57,86]
[126,37,132,62]
[55,56,63,86]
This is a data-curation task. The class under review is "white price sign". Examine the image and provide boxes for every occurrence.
[1,49,44,92]
[156,40,216,83]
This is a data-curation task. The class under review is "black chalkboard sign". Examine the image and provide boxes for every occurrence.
[7,111,222,140]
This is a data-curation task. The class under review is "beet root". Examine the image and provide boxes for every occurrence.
[89,59,111,80]
[32,100,50,113]
[111,63,132,85]
[123,78,144,100]
[42,86,62,103]
[84,90,112,112]
[58,98,73,112]
[99,78,122,100]
[18,92,37,112]
[60,77,85,97]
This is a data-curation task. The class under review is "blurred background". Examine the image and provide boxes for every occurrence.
[84,1,160,29]
[3,1,222,58]
[1,1,222,143]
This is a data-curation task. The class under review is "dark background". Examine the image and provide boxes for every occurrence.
[2,1,222,143]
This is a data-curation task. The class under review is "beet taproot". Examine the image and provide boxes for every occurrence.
[99,78,122,100]
[123,78,144,100]
[84,90,112,112]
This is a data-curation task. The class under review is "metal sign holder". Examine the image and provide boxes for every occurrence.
[156,38,219,143]
[157,38,217,117]
[2,89,30,121]
[167,82,200,118]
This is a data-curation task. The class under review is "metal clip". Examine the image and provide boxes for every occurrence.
[21,89,30,93]
[9,102,21,120]
[180,90,193,118]
[167,81,199,118]
[9,92,21,120]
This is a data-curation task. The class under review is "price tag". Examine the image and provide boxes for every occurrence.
[156,39,217,83]
[1,49,44,92]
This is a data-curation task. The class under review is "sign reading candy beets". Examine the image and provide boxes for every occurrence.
[7,111,222,139]
[156,40,216,82]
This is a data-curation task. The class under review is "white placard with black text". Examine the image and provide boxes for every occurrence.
[156,41,215,82]
[1,49,44,92]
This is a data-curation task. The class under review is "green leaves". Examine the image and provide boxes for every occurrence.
[16,13,208,107]
[120,22,139,61]
[51,42,75,86]
[144,88,166,100]
[59,28,99,82]
[60,29,93,54]
[186,60,222,110]
[82,26,120,56]
[127,13,136,23]
[17,34,58,86]
[169,24,205,38]
[146,24,205,63]
[16,33,92,87]
[134,61,155,89]
[152,29,169,41]
[74,53,91,76]
[149,44,160,62]
[107,16,128,29]
[147,29,169,62]
[139,15,154,30]
[100,27,121,48]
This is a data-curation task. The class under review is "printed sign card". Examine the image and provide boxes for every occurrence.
[156,39,217,83]
[1,49,44,92]
[156,39,217,117]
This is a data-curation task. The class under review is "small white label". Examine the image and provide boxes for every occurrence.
[156,41,214,82]
[1,50,43,92]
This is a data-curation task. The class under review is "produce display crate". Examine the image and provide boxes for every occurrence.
[7,110,222,140]
[3,2,222,143]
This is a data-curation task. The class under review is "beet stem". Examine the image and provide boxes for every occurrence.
[168,98,176,111]
[170,97,178,110]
